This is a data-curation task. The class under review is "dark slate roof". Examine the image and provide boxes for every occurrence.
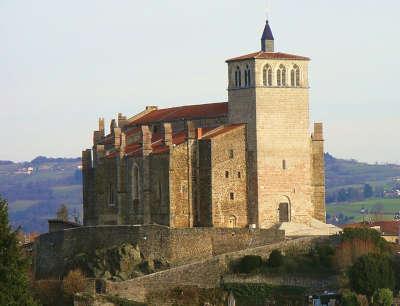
[261,20,274,41]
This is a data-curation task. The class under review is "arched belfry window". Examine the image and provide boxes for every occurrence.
[244,65,251,87]
[234,66,242,88]
[263,64,272,87]
[291,64,301,87]
[277,64,287,87]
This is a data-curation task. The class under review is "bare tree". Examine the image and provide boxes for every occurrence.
[56,204,68,221]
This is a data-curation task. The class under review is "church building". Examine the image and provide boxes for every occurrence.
[82,20,326,230]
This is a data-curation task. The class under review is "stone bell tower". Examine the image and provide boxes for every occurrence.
[227,19,325,229]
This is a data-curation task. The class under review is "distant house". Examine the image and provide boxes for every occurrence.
[344,221,400,243]
[16,231,40,256]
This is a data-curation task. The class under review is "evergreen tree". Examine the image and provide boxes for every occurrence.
[349,254,395,298]
[363,184,374,199]
[0,197,38,306]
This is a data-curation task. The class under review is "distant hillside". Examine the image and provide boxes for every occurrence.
[325,153,400,189]
[1,154,400,232]
[0,156,82,232]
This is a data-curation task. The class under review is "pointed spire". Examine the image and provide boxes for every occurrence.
[261,20,274,52]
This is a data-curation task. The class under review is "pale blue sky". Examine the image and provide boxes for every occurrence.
[0,0,399,163]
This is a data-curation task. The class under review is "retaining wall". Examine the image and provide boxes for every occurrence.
[34,225,284,279]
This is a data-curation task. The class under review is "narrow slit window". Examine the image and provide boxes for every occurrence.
[225,171,229,178]
[229,150,234,159]
[230,193,235,200]
[109,183,115,206]
[237,172,241,178]
[282,160,287,170]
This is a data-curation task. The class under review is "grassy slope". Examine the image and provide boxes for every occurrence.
[327,198,400,223]
[325,154,400,224]
[325,153,400,190]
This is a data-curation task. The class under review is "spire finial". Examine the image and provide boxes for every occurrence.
[261,16,274,52]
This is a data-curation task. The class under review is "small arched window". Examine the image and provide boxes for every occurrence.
[291,65,301,87]
[228,215,237,228]
[263,64,272,87]
[277,64,287,87]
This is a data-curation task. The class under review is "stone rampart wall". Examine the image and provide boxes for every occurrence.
[34,225,284,279]
[106,236,322,302]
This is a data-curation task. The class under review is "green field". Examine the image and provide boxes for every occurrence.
[327,198,400,223]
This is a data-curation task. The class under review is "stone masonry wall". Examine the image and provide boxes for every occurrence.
[227,58,317,229]
[311,123,326,222]
[210,125,248,228]
[169,142,191,228]
[106,236,321,303]
[33,225,284,280]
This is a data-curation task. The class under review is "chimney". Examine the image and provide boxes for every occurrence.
[120,132,126,158]
[164,123,173,147]
[141,125,152,156]
[313,123,323,141]
[118,113,127,128]
[187,121,196,139]
[96,145,105,160]
[197,128,203,139]
[114,128,122,149]
[99,118,105,136]
[82,149,92,170]
[93,131,102,145]
[110,119,117,132]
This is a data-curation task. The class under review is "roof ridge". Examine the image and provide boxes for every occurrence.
[156,101,227,112]
[201,125,226,139]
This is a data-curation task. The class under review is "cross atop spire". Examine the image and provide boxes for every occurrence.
[261,20,274,52]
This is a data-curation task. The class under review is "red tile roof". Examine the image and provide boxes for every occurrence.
[125,127,141,137]
[105,123,245,158]
[201,124,245,140]
[123,130,189,157]
[226,51,310,62]
[344,221,400,236]
[128,102,228,126]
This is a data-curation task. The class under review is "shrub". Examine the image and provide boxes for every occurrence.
[356,294,369,306]
[267,250,284,268]
[348,254,395,298]
[235,255,263,274]
[62,269,87,304]
[341,290,358,306]
[340,228,388,252]
[335,228,390,270]
[314,243,335,268]
[372,288,393,306]
[32,280,63,306]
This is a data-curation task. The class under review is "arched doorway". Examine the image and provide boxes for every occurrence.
[277,196,291,223]
[279,202,289,222]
